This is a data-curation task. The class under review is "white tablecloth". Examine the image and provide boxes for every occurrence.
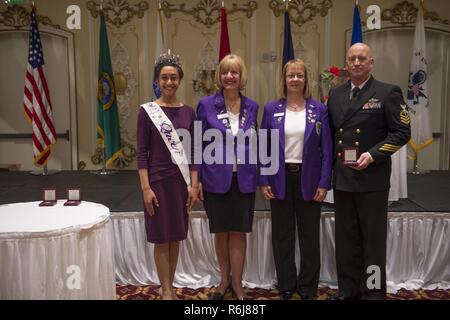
[0,201,116,299]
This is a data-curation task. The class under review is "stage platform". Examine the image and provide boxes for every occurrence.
[0,170,449,212]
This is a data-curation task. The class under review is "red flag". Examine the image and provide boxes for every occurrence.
[219,6,231,62]
[23,8,56,166]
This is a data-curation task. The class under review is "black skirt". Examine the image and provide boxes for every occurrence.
[203,174,255,233]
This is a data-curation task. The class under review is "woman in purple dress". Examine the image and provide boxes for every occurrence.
[137,52,199,300]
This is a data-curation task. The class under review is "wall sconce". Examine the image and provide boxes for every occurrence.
[193,41,218,96]
[192,62,217,96]
[114,72,127,96]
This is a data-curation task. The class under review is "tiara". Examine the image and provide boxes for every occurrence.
[154,49,182,69]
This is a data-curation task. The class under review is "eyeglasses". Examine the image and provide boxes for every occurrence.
[347,55,369,64]
[221,70,240,77]
[286,73,305,80]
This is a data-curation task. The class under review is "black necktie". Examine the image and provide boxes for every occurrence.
[351,87,361,101]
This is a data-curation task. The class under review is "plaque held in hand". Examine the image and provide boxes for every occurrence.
[343,147,359,166]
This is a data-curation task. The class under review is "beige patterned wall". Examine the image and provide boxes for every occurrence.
[1,0,449,170]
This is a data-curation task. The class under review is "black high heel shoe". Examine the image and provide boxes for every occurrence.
[209,284,231,300]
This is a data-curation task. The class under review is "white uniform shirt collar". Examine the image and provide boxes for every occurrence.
[351,75,370,91]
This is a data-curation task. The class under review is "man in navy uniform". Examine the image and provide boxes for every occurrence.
[327,43,411,299]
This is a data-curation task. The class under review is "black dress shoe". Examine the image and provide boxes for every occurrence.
[210,286,231,300]
[328,294,360,300]
[280,290,294,300]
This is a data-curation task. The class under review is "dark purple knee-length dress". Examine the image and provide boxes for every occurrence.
[136,104,196,244]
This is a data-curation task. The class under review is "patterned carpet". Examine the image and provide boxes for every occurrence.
[116,285,450,300]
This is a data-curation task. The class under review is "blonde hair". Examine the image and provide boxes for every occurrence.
[215,54,248,91]
[279,58,311,99]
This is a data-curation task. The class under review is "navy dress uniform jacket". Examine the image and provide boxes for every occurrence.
[327,76,411,192]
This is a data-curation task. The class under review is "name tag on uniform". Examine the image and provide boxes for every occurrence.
[217,113,228,120]
[273,112,284,117]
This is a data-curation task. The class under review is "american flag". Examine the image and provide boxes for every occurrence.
[23,8,56,166]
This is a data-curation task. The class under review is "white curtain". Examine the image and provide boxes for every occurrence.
[389,146,408,201]
[112,211,450,293]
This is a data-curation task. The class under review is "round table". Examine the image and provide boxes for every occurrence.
[0,201,116,299]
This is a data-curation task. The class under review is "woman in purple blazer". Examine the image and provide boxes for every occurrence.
[196,54,259,300]
[259,59,333,300]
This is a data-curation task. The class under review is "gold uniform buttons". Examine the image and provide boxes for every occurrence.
[355,142,360,146]
[356,129,361,134]
[338,140,343,145]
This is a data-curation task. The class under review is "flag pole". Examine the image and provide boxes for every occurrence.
[91,146,118,175]
[30,163,58,175]
[89,134,118,174]
[412,155,419,174]
[102,144,107,174]
[411,151,430,175]
[101,150,113,174]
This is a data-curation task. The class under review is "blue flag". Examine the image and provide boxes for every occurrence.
[351,3,363,45]
[282,11,295,71]
[153,9,166,99]
[153,79,161,99]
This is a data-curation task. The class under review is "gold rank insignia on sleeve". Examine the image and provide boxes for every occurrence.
[400,104,411,125]
[379,144,401,153]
